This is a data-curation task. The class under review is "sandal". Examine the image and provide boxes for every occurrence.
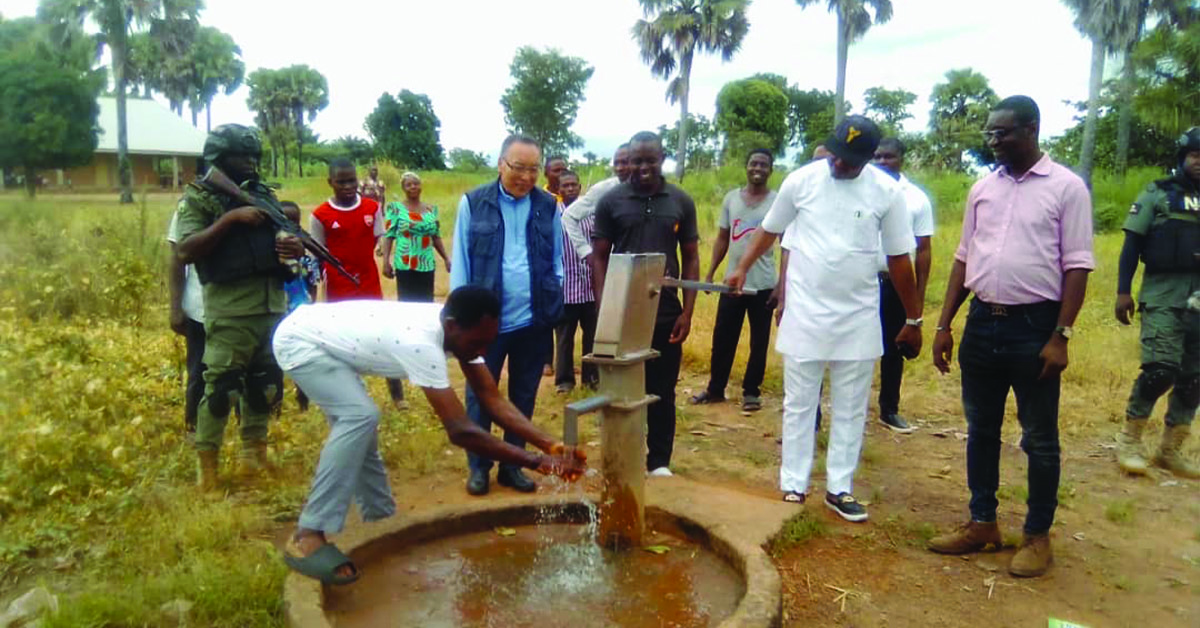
[782,491,806,504]
[742,396,762,412]
[284,540,361,586]
[689,390,726,405]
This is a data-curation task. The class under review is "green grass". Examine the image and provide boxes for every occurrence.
[1104,499,1137,526]
[0,162,1190,625]
[768,510,829,555]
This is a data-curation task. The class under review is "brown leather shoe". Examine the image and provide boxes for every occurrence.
[927,520,1003,554]
[1009,533,1053,577]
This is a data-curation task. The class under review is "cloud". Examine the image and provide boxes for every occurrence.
[5,0,1095,159]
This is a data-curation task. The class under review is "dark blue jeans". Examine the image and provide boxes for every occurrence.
[465,324,553,474]
[959,299,1062,535]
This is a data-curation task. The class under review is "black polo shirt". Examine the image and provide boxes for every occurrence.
[592,178,700,324]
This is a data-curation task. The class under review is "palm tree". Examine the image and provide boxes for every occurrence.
[280,65,328,178]
[1062,0,1146,184]
[188,26,243,131]
[37,0,201,203]
[633,0,749,181]
[795,0,893,126]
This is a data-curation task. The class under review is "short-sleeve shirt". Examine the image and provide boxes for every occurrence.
[719,188,778,292]
[359,177,385,205]
[174,184,288,318]
[1123,180,1200,306]
[877,173,935,271]
[385,203,441,273]
[167,210,205,322]
[310,195,385,301]
[761,160,912,360]
[272,301,483,388]
[592,179,700,324]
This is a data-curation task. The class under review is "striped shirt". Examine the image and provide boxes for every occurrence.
[561,212,594,304]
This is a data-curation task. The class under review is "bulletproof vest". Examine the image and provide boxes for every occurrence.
[191,182,288,285]
[1143,179,1200,274]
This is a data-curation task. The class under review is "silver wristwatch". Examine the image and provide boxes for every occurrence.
[905,317,923,327]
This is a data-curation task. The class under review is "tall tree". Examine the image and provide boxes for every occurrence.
[863,86,916,134]
[1131,0,1198,138]
[715,78,789,157]
[794,0,893,126]
[0,17,103,197]
[280,64,327,177]
[37,0,202,203]
[633,0,750,181]
[658,113,719,170]
[750,73,837,156]
[927,68,998,171]
[189,26,243,131]
[246,68,292,177]
[1061,0,1147,184]
[447,148,490,172]
[365,90,446,170]
[500,46,594,155]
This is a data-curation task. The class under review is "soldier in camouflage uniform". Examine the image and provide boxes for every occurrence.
[1114,127,1200,479]
[175,124,304,490]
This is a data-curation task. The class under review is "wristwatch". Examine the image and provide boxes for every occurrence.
[1054,326,1074,340]
[905,317,923,328]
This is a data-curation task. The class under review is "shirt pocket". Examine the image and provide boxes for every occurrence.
[845,208,881,252]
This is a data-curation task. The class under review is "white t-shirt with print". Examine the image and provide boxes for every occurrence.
[273,301,482,389]
[762,160,913,360]
[877,172,935,271]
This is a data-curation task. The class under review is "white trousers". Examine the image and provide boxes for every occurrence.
[780,357,875,495]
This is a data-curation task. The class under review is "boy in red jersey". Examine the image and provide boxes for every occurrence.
[310,158,405,407]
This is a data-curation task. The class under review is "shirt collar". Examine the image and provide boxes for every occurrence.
[328,194,362,211]
[625,177,667,198]
[497,179,527,202]
[1000,153,1053,182]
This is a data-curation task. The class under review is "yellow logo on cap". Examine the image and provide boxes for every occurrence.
[846,126,861,143]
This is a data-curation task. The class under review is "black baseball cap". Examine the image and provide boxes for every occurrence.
[824,115,882,168]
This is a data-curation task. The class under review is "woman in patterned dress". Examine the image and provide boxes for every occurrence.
[381,172,451,302]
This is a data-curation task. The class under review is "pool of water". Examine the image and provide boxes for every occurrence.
[324,521,745,628]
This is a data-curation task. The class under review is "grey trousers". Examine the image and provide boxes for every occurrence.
[289,353,396,534]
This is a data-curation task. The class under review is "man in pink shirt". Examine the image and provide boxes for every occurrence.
[927,96,1094,578]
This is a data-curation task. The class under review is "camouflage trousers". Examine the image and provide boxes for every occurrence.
[194,313,284,452]
[1125,305,1200,426]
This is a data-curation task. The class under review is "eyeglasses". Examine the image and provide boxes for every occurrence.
[502,158,540,176]
[983,127,1020,142]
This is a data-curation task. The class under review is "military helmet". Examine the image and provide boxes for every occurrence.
[203,124,263,164]
[1177,127,1200,160]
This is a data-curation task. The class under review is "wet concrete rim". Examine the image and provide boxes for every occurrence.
[283,494,781,628]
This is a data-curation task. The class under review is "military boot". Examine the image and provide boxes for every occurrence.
[238,439,274,479]
[1155,424,1200,479]
[1116,417,1149,476]
[196,450,219,492]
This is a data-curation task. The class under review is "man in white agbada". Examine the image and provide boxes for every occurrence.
[726,116,924,522]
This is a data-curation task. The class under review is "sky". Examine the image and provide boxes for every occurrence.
[2,0,1102,162]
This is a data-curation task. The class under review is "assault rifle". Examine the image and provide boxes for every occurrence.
[199,167,360,286]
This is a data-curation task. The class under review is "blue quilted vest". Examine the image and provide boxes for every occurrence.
[464,181,563,328]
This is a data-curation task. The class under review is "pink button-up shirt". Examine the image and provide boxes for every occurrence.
[954,154,1095,305]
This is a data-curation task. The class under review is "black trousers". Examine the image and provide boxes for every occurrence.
[646,321,683,470]
[705,290,774,398]
[389,270,435,402]
[184,317,206,433]
[878,277,907,415]
[555,302,599,388]
[395,270,435,303]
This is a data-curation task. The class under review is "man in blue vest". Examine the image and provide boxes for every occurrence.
[450,134,565,496]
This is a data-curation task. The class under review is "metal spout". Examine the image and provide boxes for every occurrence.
[563,395,612,447]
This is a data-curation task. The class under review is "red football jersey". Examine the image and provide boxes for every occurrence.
[312,196,383,301]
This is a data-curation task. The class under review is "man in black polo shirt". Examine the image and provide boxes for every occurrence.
[591,131,701,477]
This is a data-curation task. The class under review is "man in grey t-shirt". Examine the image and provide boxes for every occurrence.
[691,149,779,412]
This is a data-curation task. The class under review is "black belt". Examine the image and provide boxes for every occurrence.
[973,299,1059,317]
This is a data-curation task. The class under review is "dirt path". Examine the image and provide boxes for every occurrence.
[320,370,1198,628]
